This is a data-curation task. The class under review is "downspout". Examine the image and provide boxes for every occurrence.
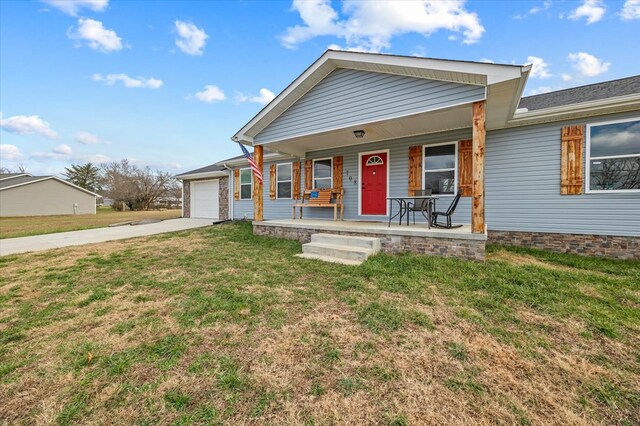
[223,163,233,220]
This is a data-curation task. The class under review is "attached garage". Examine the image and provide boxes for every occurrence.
[190,180,219,219]
[175,164,229,221]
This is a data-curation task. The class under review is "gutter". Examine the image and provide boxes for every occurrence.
[507,93,640,127]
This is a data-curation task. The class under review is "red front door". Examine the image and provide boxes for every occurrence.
[361,152,387,215]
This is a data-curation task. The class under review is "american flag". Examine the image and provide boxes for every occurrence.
[239,144,263,184]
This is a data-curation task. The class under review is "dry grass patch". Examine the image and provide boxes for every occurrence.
[0,207,181,239]
[0,223,638,425]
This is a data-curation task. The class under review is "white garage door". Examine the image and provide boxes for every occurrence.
[191,180,219,219]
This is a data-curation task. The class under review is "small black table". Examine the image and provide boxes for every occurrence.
[386,195,439,228]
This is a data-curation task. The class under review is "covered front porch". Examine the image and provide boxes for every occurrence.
[253,218,486,261]
[231,51,532,260]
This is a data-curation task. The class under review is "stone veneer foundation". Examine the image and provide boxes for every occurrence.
[488,230,639,260]
[182,176,229,220]
[253,223,486,261]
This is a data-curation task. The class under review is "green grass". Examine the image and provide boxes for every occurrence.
[0,222,638,425]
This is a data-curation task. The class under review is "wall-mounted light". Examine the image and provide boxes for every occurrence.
[353,130,365,138]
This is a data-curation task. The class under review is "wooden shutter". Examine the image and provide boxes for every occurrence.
[333,156,343,190]
[292,162,301,200]
[458,139,473,196]
[269,164,276,200]
[408,146,422,196]
[561,125,585,195]
[233,169,240,200]
[304,159,313,190]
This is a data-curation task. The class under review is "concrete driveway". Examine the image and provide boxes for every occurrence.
[0,218,216,256]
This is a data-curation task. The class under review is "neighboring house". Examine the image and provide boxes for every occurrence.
[225,50,639,260]
[0,173,98,216]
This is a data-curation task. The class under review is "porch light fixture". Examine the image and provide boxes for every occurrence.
[353,130,365,138]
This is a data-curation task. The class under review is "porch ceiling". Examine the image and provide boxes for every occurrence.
[265,103,473,157]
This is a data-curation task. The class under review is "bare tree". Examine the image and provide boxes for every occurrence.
[100,160,178,210]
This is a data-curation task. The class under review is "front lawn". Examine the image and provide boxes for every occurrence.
[0,207,181,239]
[0,222,638,425]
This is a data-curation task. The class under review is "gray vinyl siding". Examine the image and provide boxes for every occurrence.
[254,68,485,144]
[301,130,472,223]
[232,161,305,220]
[0,179,96,217]
[485,111,640,236]
[238,111,640,236]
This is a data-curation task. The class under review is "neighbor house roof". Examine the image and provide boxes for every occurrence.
[0,173,32,180]
[518,75,640,111]
[0,175,99,196]
[233,49,531,145]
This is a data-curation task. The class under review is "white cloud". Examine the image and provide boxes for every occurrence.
[42,0,108,16]
[236,88,276,106]
[92,73,163,89]
[280,0,485,53]
[53,144,73,155]
[527,86,553,96]
[569,0,606,24]
[568,52,611,77]
[32,145,110,164]
[189,85,226,103]
[561,73,573,81]
[621,0,640,19]
[479,58,495,63]
[526,55,552,78]
[0,144,24,161]
[68,18,123,52]
[514,0,552,19]
[0,114,59,139]
[174,20,208,56]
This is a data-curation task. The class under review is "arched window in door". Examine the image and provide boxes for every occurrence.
[366,155,384,166]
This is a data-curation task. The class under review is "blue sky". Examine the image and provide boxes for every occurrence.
[1,0,639,176]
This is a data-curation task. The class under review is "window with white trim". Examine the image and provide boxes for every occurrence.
[587,118,640,192]
[239,168,252,200]
[276,163,292,199]
[313,158,332,189]
[366,155,384,166]
[424,143,456,195]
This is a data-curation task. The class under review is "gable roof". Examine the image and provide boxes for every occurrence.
[0,175,99,196]
[232,49,531,144]
[518,75,640,111]
[175,163,226,178]
[0,173,32,180]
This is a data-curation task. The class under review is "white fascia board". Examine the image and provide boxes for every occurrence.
[507,94,640,127]
[175,171,229,181]
[0,176,99,197]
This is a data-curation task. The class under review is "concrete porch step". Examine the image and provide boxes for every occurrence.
[299,233,382,265]
[295,253,362,266]
[310,233,381,251]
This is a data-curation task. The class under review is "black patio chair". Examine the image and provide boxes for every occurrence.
[407,189,432,224]
[431,191,463,229]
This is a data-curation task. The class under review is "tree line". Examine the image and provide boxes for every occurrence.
[63,161,180,211]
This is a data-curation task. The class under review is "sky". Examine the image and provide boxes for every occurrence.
[1,0,639,177]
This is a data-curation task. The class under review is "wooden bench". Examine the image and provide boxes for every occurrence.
[292,188,344,221]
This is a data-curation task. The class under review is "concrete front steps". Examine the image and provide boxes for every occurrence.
[296,233,381,265]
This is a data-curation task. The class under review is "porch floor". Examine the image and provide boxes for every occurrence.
[253,219,486,241]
